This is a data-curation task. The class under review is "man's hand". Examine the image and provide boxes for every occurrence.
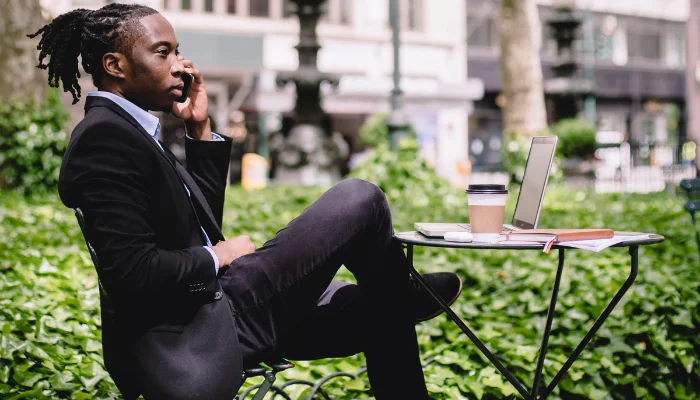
[212,235,256,267]
[170,56,212,140]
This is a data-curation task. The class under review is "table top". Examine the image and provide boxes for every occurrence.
[394,231,665,250]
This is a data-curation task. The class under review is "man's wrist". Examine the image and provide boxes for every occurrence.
[203,246,220,273]
[185,118,212,141]
[211,245,229,267]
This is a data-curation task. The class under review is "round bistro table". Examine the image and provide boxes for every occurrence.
[394,231,664,400]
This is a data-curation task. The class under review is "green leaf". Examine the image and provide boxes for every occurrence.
[12,369,43,388]
[25,344,51,361]
[48,370,79,391]
[70,392,94,400]
[0,362,9,383]
[344,378,366,391]
[78,362,109,391]
[515,346,539,363]
[671,310,694,328]
[654,381,671,398]
[462,376,484,399]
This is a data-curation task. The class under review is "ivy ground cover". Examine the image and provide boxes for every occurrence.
[0,183,698,399]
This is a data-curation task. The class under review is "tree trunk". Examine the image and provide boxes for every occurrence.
[687,0,700,172]
[0,0,47,104]
[498,0,547,135]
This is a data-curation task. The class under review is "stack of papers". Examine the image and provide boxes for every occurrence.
[554,235,649,252]
[500,234,649,252]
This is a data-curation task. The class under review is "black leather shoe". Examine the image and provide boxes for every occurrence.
[410,272,463,322]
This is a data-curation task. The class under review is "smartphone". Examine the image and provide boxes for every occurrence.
[176,73,193,103]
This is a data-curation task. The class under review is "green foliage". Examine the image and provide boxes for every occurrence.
[348,141,468,218]
[1,169,698,398]
[358,113,416,148]
[551,118,598,160]
[0,89,70,195]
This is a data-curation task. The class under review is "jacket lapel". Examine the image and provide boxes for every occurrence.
[162,146,225,243]
[85,97,225,244]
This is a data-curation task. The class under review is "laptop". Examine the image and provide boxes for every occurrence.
[415,136,558,238]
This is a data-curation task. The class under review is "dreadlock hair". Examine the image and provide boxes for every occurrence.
[27,3,159,104]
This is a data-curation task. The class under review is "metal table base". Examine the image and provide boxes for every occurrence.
[405,244,639,400]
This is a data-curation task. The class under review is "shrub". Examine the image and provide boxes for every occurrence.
[0,89,70,195]
[551,118,598,159]
[358,113,416,148]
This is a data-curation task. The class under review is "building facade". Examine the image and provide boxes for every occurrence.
[44,0,484,184]
[467,0,690,171]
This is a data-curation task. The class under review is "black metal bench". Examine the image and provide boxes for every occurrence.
[679,179,700,256]
[72,208,294,400]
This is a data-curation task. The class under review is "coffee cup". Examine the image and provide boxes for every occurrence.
[466,184,508,242]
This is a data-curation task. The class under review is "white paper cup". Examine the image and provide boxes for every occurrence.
[466,185,508,242]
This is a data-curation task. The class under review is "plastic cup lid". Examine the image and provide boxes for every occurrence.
[465,184,508,194]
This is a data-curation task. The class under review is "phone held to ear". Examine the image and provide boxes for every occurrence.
[176,73,193,103]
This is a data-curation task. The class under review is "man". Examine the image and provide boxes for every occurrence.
[29,4,462,399]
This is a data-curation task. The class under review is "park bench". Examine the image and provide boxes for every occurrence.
[679,179,700,256]
[73,208,294,400]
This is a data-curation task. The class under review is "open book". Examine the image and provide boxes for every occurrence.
[501,229,615,253]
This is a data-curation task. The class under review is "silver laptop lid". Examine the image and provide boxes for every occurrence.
[511,136,558,230]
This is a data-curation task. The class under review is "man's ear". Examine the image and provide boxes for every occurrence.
[102,52,127,80]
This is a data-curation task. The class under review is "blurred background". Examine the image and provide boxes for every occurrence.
[28,0,698,191]
[4,0,695,194]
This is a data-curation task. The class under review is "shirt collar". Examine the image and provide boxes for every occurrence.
[88,91,161,139]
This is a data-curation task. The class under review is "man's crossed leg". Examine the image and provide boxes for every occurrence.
[219,179,462,399]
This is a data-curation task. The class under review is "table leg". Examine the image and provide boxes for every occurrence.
[405,244,531,399]
[538,245,639,399]
[531,249,566,398]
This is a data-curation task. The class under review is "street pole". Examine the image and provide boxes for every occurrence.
[386,0,411,149]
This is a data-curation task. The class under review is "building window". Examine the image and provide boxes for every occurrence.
[249,0,270,17]
[320,1,330,22]
[467,16,497,48]
[282,0,296,18]
[664,31,686,68]
[406,0,423,31]
[339,0,352,24]
[181,0,191,11]
[541,24,558,58]
[628,31,663,61]
[227,0,236,14]
[205,0,214,12]
[389,0,423,31]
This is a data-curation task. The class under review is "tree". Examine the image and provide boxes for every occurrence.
[0,0,47,104]
[498,0,547,135]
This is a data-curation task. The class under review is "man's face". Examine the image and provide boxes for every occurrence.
[120,14,185,111]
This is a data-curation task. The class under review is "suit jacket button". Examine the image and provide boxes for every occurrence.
[214,291,222,300]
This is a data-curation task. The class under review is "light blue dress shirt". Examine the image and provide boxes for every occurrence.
[87,91,222,273]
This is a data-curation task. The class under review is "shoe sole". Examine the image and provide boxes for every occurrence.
[416,275,464,322]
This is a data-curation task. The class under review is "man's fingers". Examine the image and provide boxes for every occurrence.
[184,67,203,83]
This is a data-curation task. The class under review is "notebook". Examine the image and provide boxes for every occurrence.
[501,229,615,253]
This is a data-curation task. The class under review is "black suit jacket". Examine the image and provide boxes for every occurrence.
[59,96,241,399]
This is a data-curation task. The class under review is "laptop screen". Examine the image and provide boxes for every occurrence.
[512,136,558,229]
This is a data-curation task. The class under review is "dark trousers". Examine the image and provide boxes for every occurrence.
[218,179,430,399]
